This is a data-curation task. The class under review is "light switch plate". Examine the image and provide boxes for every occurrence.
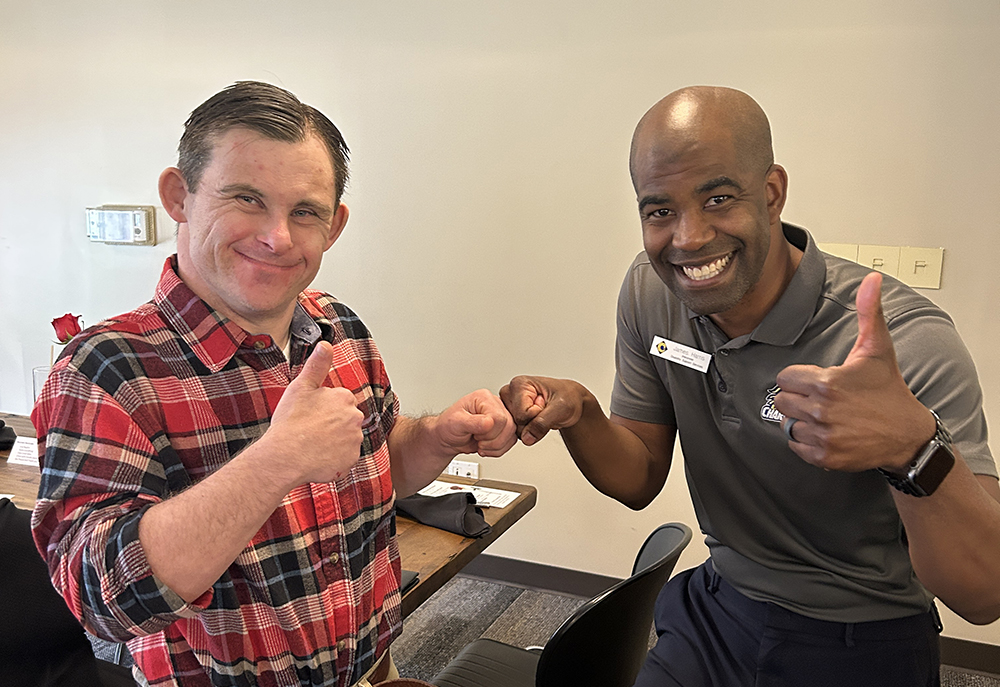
[817,242,859,262]
[898,247,943,289]
[856,244,900,277]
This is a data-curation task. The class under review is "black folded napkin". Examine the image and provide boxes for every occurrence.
[396,492,492,538]
[0,422,15,452]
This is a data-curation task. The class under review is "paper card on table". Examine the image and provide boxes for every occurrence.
[7,436,39,466]
[417,480,519,509]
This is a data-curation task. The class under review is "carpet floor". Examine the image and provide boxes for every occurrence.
[393,575,1000,687]
[393,576,586,679]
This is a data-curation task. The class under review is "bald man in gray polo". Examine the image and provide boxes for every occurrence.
[612,221,993,625]
[502,87,1000,686]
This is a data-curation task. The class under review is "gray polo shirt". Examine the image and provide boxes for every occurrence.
[611,223,995,622]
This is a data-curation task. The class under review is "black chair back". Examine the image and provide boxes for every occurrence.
[632,522,693,576]
[0,498,136,686]
[533,522,692,687]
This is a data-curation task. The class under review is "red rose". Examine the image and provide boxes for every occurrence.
[51,313,83,344]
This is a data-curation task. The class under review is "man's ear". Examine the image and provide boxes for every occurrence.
[158,168,190,223]
[323,203,350,251]
[764,164,788,223]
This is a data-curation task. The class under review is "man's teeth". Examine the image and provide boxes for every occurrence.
[682,254,731,281]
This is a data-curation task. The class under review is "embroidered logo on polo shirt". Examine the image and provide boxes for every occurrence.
[760,385,785,423]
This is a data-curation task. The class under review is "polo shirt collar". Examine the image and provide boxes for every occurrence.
[748,223,826,347]
[684,223,825,349]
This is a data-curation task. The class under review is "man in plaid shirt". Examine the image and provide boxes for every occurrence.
[31,81,517,687]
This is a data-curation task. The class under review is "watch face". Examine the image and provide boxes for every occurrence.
[911,442,956,495]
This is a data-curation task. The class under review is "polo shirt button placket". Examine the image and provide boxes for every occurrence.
[714,349,730,394]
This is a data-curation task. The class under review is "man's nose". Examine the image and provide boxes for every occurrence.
[259,216,293,252]
[671,212,715,251]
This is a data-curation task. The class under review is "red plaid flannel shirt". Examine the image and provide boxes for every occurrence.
[31,257,402,686]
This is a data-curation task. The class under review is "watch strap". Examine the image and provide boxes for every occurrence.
[877,466,925,496]
[877,409,953,497]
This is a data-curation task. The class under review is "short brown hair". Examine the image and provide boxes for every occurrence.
[178,81,350,203]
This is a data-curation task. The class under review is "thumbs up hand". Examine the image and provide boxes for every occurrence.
[774,272,935,472]
[268,340,365,485]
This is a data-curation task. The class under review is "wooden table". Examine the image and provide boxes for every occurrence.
[0,412,39,509]
[0,411,536,616]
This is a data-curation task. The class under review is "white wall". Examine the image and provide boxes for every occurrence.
[1,0,998,643]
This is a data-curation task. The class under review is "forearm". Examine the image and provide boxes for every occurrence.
[560,394,672,510]
[138,436,298,602]
[895,455,1000,624]
[388,389,516,497]
[387,416,456,498]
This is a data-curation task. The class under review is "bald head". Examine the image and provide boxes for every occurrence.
[629,86,773,188]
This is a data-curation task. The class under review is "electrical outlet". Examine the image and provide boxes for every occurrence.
[445,460,479,479]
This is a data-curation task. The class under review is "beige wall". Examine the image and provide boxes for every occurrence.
[1,1,997,643]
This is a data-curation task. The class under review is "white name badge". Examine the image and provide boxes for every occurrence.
[649,336,712,373]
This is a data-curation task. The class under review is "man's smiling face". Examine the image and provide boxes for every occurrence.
[632,132,775,318]
[170,127,347,334]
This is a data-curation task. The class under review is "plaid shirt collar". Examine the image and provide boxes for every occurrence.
[154,256,323,372]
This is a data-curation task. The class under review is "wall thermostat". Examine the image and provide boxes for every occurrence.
[86,205,157,245]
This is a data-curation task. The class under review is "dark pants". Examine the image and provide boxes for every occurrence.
[633,561,941,687]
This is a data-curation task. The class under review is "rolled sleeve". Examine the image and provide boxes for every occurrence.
[32,365,209,642]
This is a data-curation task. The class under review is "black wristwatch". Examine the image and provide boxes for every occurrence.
[877,409,955,497]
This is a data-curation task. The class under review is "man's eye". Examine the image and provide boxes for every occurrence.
[237,195,258,205]
[293,209,317,218]
[647,208,673,219]
[706,195,730,207]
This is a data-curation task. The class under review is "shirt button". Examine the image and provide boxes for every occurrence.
[328,553,339,564]
[718,380,728,392]
[253,340,266,350]
[336,640,347,651]
[718,349,730,357]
